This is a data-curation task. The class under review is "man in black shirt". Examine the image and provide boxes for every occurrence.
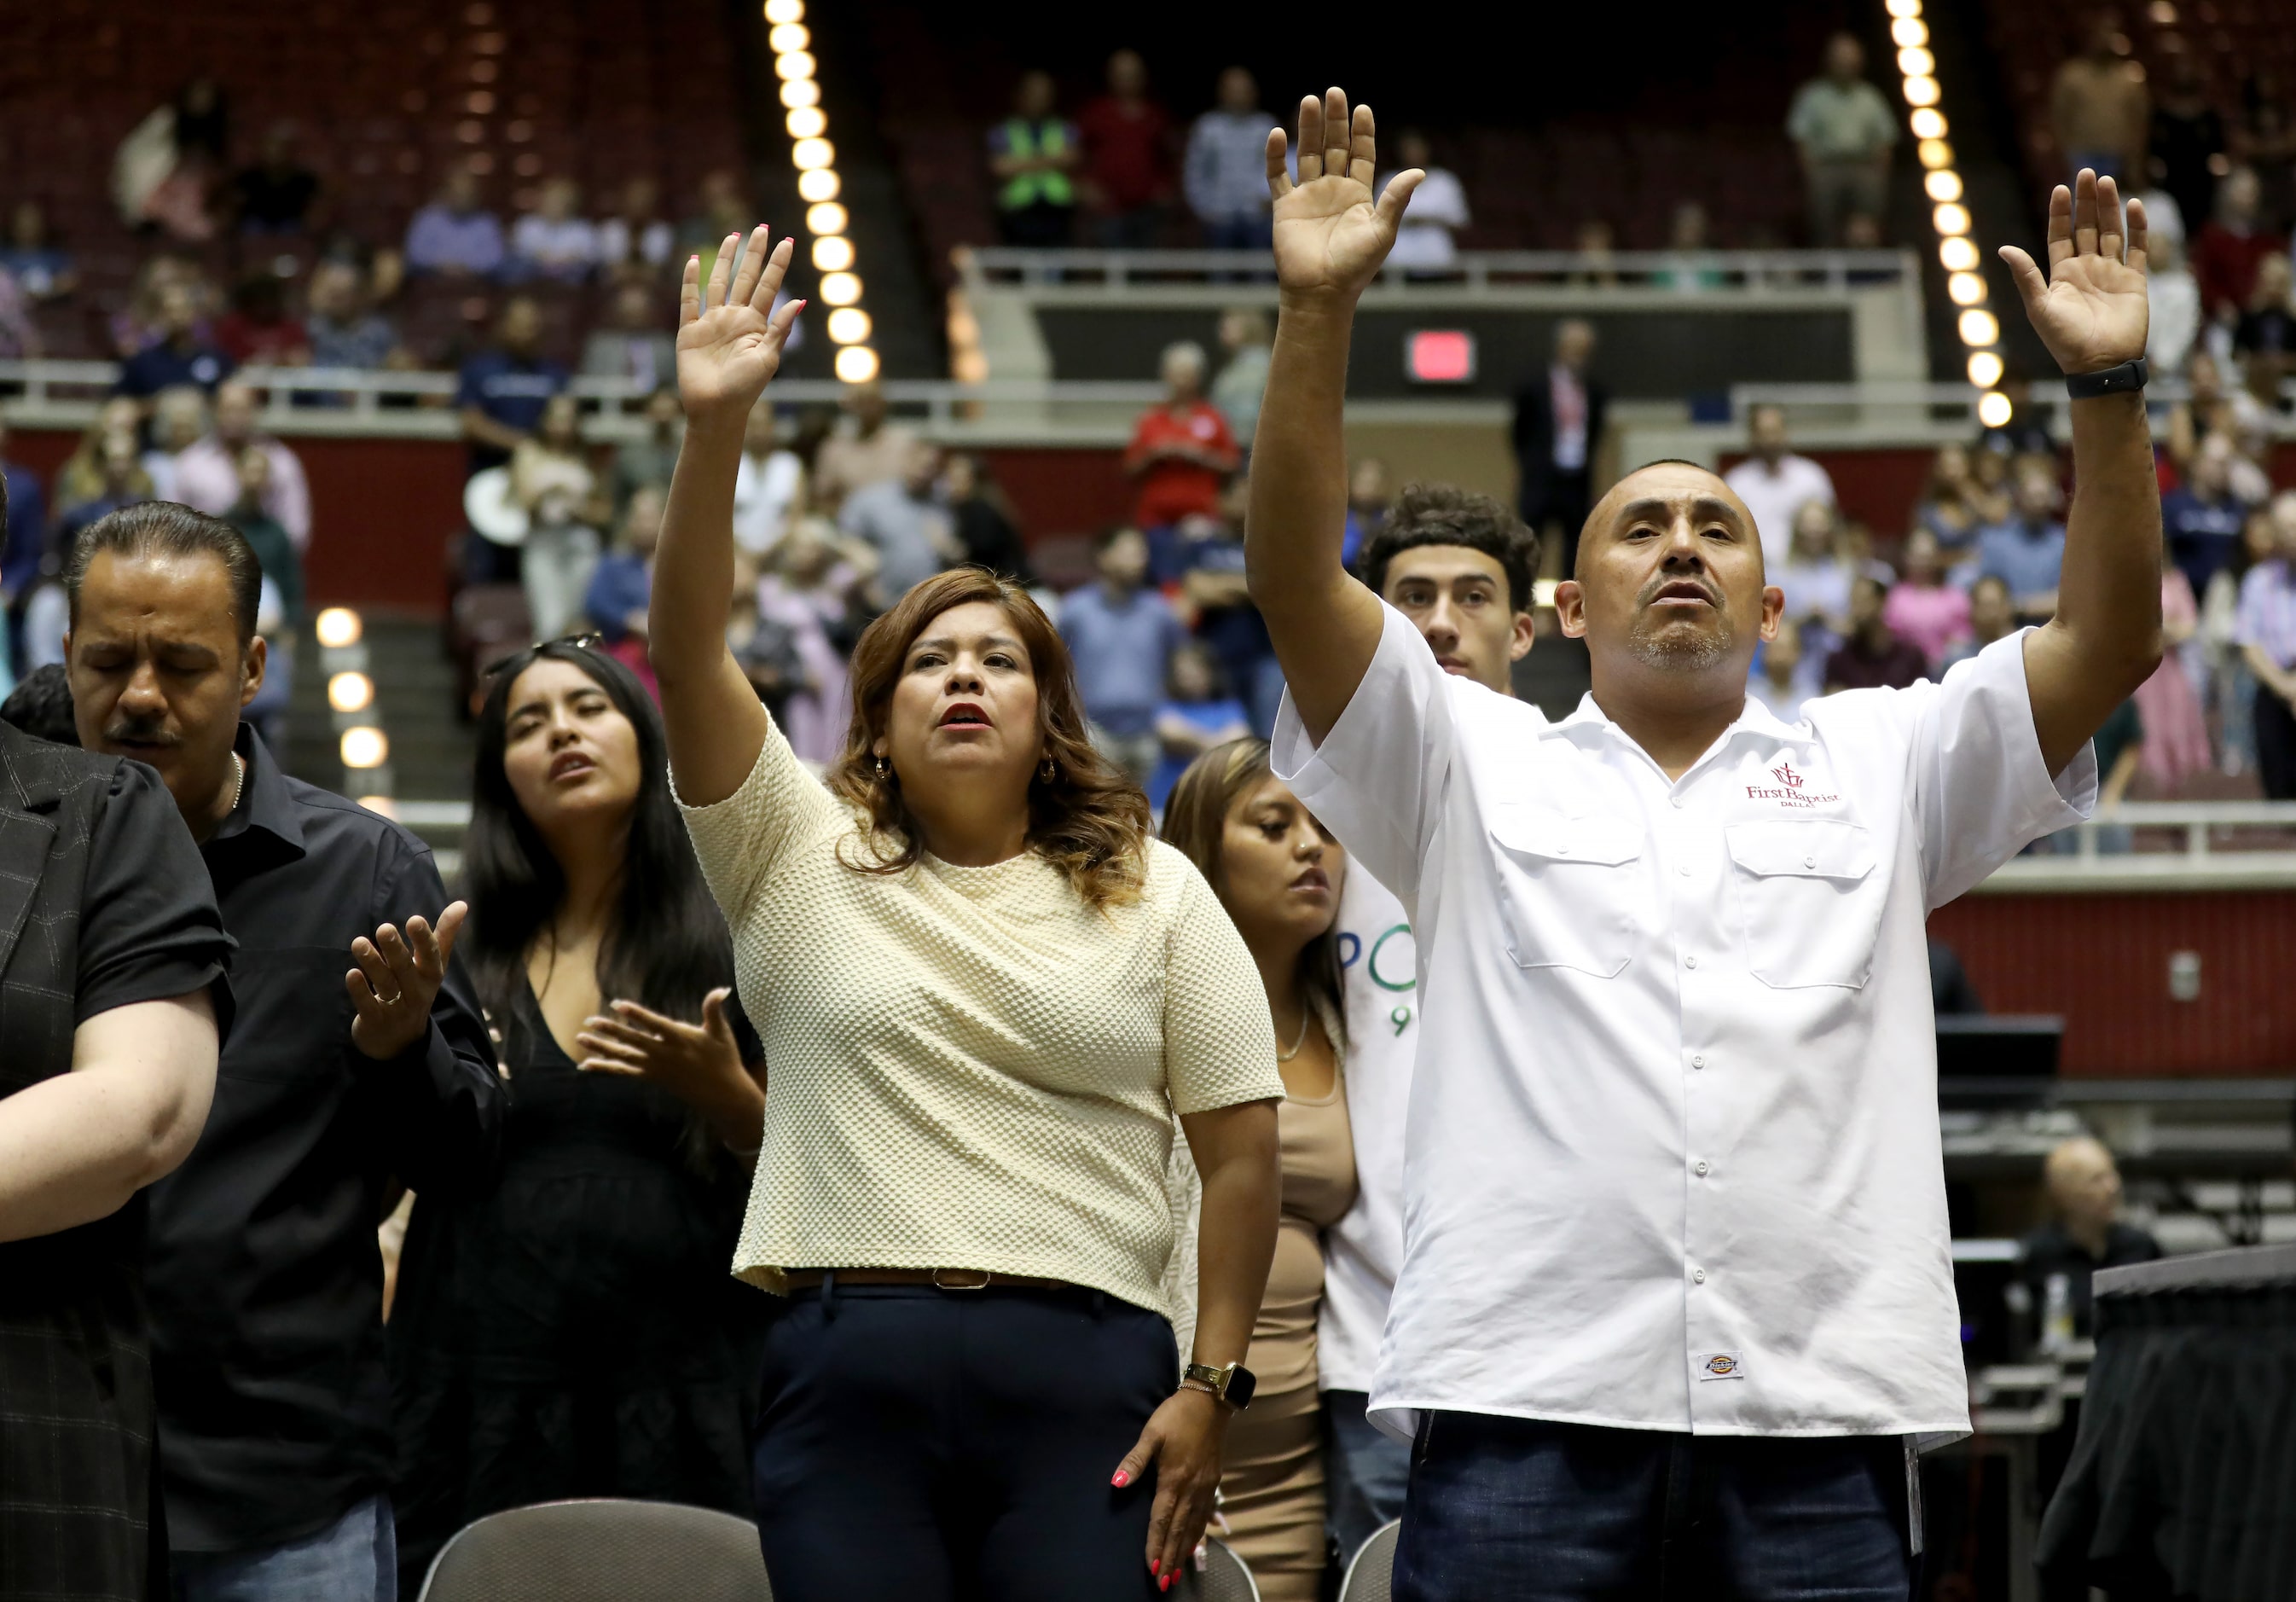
[2021,1134,2162,1341]
[61,503,502,1601]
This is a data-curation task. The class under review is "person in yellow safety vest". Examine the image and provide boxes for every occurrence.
[989,70,1081,247]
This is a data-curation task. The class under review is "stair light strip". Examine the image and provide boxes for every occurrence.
[315,606,396,811]
[767,0,878,382]
[1886,0,2011,427]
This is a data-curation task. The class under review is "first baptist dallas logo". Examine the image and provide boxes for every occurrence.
[1744,757,1841,809]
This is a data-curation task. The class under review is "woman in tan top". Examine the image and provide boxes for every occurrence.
[1163,739,1360,1602]
[641,227,1284,1601]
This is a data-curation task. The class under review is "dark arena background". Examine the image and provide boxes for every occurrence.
[1,0,2292,1596]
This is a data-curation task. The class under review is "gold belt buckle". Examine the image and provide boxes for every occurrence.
[931,1268,991,1291]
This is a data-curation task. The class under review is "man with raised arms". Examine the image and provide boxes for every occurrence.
[1246,87,2160,1597]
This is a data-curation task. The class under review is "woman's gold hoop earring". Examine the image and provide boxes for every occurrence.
[874,755,890,776]
[1039,758,1058,784]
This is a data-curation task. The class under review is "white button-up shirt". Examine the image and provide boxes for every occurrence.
[1723,453,1836,569]
[1274,603,2096,1445]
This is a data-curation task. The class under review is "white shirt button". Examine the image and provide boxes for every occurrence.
[1684,955,1698,969]
[1803,854,1818,869]
[1691,1053,1706,1068]
[1692,1268,1707,1284]
[1695,1160,1710,1176]
[1678,863,1693,877]
[1670,795,1684,809]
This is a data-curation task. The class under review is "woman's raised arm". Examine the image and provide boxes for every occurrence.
[651,227,805,806]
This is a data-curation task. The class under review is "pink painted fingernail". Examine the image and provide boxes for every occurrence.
[1159,1576,1172,1593]
[1111,1470,1129,1488]
[1150,1558,1160,1575]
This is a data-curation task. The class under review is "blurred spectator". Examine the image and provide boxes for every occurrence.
[1777,500,1855,643]
[2134,544,2212,795]
[0,663,74,743]
[1747,618,1819,723]
[1941,572,2016,672]
[1380,130,1470,271]
[582,279,678,390]
[511,176,600,282]
[615,386,685,511]
[2145,227,2202,375]
[304,259,399,371]
[1126,340,1239,534]
[1884,528,1972,669]
[1209,307,1273,450]
[2231,250,2296,395]
[455,294,567,473]
[213,272,310,367]
[2161,432,2249,598]
[0,200,77,300]
[840,438,963,605]
[753,517,868,761]
[1511,319,1607,572]
[108,254,206,360]
[1341,456,1389,569]
[2051,11,2148,183]
[1975,464,2069,622]
[2166,349,2264,471]
[1823,575,1928,692]
[942,451,1032,580]
[2235,490,2296,797]
[1569,219,1621,287]
[1928,937,1985,1016]
[2192,165,2282,319]
[583,483,664,645]
[0,414,46,604]
[170,379,312,549]
[734,400,803,556]
[2020,1138,2160,1340]
[1076,49,1174,249]
[1149,641,1250,810]
[1723,402,1835,568]
[596,177,675,280]
[222,444,303,628]
[1058,525,1181,786]
[1787,32,1897,245]
[1172,476,1278,735]
[1977,373,2058,460]
[678,170,752,267]
[226,120,322,235]
[1655,201,1725,292]
[812,380,918,510]
[2148,53,2225,239]
[989,72,1081,248]
[55,398,151,507]
[1914,441,1986,560]
[53,432,151,546]
[405,164,507,278]
[0,264,38,358]
[142,386,210,499]
[510,392,605,639]
[116,282,235,399]
[2200,507,2274,777]
[1187,67,1275,251]
[112,78,226,241]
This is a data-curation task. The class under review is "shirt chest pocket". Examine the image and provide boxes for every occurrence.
[1724,820,1884,990]
[1487,808,1644,978]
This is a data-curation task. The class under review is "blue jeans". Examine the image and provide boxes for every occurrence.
[1394,1413,1915,1602]
[172,1493,395,1602]
[1324,1390,1412,1563]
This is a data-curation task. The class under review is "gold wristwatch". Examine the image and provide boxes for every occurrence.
[1181,1361,1257,1411]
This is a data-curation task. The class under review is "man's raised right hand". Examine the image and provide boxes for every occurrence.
[676,227,805,421]
[1265,88,1420,305]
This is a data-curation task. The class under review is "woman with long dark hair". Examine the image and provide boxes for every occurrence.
[647,227,1284,1599]
[387,640,770,1596]
[1161,738,1356,1602]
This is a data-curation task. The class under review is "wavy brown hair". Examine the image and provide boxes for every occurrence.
[1159,738,1347,1048]
[823,566,1152,908]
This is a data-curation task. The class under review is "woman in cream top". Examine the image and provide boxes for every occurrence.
[641,228,1284,1602]
[1162,738,1360,1602]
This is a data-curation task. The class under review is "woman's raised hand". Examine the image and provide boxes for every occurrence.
[676,228,805,421]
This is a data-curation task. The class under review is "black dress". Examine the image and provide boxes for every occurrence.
[387,983,768,1597]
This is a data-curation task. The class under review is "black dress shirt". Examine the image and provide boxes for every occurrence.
[2019,1219,2163,1339]
[146,725,503,1553]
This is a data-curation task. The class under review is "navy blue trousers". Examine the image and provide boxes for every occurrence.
[1394,1413,1917,1602]
[748,1280,1174,1601]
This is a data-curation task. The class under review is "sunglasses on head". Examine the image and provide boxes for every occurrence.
[481,632,606,680]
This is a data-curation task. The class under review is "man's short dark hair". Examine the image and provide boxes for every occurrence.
[1358,483,1541,612]
[0,665,80,746]
[64,502,264,647]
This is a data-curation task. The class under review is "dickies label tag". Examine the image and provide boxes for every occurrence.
[1696,1351,1747,1381]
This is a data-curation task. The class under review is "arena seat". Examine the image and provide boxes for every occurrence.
[1337,1519,1400,1602]
[415,1499,769,1601]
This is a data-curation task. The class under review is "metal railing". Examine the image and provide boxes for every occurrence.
[961,246,1918,296]
[1985,801,2296,889]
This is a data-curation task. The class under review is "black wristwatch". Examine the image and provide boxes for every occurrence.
[1182,1361,1257,1411]
[2063,356,2148,400]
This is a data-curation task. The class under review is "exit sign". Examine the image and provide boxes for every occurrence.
[1406,328,1477,384]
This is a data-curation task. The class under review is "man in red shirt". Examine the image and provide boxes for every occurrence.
[1076,49,1174,249]
[1125,340,1239,530]
[2192,165,2287,319]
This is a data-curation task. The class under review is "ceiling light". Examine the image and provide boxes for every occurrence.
[1918,138,1955,169]
[1968,351,2004,387]
[826,307,872,344]
[797,168,840,202]
[328,671,375,712]
[1947,270,1986,305]
[834,345,879,383]
[1886,0,1922,15]
[764,0,804,20]
[1910,107,1948,139]
[812,236,854,271]
[791,137,834,170]
[341,728,390,769]
[1976,391,2014,427]
[820,271,862,305]
[780,78,820,109]
[1939,235,1980,271]
[1958,309,2000,345]
[316,607,363,647]
[1924,169,1963,202]
[786,107,826,139]
[1892,16,1928,45]
[768,22,809,50]
[1933,202,1971,235]
[806,200,848,235]
[1902,76,1939,107]
[1898,48,1935,76]
[774,50,815,81]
